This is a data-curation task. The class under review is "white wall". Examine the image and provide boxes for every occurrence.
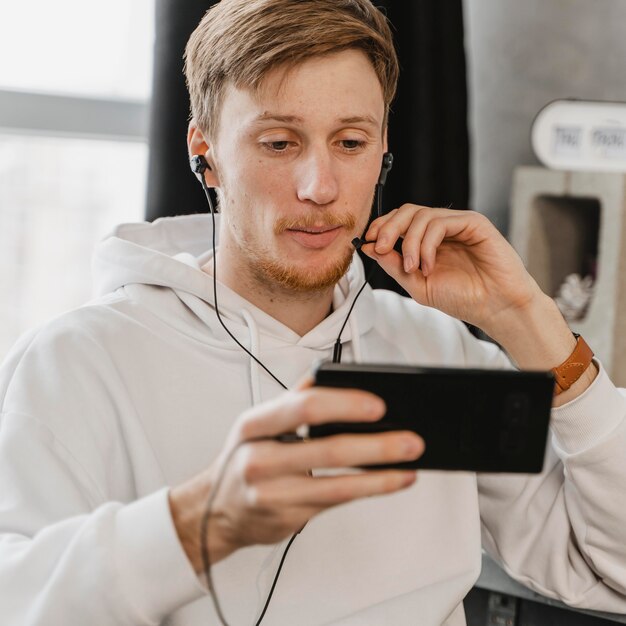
[464,0,626,233]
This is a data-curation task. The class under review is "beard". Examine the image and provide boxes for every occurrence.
[252,245,355,292]
[216,174,373,294]
[247,211,359,293]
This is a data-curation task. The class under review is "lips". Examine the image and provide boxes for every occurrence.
[285,225,343,249]
[291,225,339,234]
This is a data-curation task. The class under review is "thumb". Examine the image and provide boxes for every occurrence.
[294,373,314,391]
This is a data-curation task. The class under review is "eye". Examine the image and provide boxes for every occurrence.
[262,141,291,152]
[339,139,366,151]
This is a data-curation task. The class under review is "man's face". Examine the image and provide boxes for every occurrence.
[210,49,387,293]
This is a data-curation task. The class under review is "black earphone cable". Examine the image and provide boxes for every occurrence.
[196,165,383,625]
[204,187,290,391]
[200,178,296,626]
[332,182,382,362]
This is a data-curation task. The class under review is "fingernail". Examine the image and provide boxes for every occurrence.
[404,438,422,458]
[375,235,388,252]
[403,472,417,486]
[403,255,414,272]
[364,397,385,417]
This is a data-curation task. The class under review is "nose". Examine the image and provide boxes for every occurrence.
[296,148,339,206]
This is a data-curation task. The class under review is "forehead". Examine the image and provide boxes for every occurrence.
[217,49,385,136]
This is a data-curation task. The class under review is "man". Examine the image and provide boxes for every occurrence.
[1,0,625,624]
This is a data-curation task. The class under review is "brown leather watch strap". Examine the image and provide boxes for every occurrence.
[552,333,594,395]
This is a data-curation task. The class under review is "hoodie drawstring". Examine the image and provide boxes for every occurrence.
[348,314,362,363]
[241,309,262,405]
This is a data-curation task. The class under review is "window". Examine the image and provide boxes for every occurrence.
[0,0,154,359]
[0,0,154,100]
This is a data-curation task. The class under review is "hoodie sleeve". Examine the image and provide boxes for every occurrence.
[0,410,205,625]
[0,318,206,625]
[477,362,626,613]
[377,296,626,611]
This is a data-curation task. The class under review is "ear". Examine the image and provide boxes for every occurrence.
[187,121,220,187]
[382,124,388,154]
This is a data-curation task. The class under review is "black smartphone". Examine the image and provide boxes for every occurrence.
[309,362,554,473]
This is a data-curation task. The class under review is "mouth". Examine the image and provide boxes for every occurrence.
[285,225,344,249]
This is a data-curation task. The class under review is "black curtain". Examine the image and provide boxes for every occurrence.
[145,1,213,221]
[145,0,469,292]
[376,1,469,212]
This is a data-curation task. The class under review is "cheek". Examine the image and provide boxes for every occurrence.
[235,156,290,201]
[247,170,295,229]
[345,178,376,214]
[222,173,285,238]
[253,164,291,199]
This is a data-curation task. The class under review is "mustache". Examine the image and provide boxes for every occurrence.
[274,213,357,234]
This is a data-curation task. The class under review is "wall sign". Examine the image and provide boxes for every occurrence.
[532,99,626,171]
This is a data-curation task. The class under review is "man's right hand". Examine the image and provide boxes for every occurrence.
[168,383,424,574]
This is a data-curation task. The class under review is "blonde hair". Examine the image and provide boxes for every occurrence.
[184,0,398,139]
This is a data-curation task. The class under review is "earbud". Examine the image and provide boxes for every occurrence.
[190,154,210,175]
[190,154,218,214]
[377,152,393,186]
[351,152,395,248]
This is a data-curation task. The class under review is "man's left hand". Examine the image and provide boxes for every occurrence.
[361,204,541,335]
[360,204,598,403]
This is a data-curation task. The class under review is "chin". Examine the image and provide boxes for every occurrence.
[253,248,354,293]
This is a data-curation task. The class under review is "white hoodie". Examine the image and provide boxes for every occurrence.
[1,214,626,626]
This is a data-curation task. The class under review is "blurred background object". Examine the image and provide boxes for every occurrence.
[464,0,626,232]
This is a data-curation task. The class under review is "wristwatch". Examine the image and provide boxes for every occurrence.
[552,333,594,395]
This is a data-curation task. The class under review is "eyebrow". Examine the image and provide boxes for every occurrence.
[337,115,379,127]
[252,113,304,125]
[251,113,380,127]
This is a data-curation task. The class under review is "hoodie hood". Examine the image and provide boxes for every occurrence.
[92,214,375,359]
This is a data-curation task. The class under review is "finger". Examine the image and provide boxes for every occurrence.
[361,247,429,304]
[252,470,418,509]
[239,387,386,441]
[419,215,472,275]
[366,206,456,256]
[370,205,424,255]
[241,431,424,481]
[399,209,473,272]
[306,470,418,506]
[293,373,314,391]
[400,208,437,273]
[364,208,398,241]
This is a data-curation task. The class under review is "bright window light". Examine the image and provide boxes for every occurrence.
[0,134,148,358]
[0,0,154,100]
[0,0,155,358]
